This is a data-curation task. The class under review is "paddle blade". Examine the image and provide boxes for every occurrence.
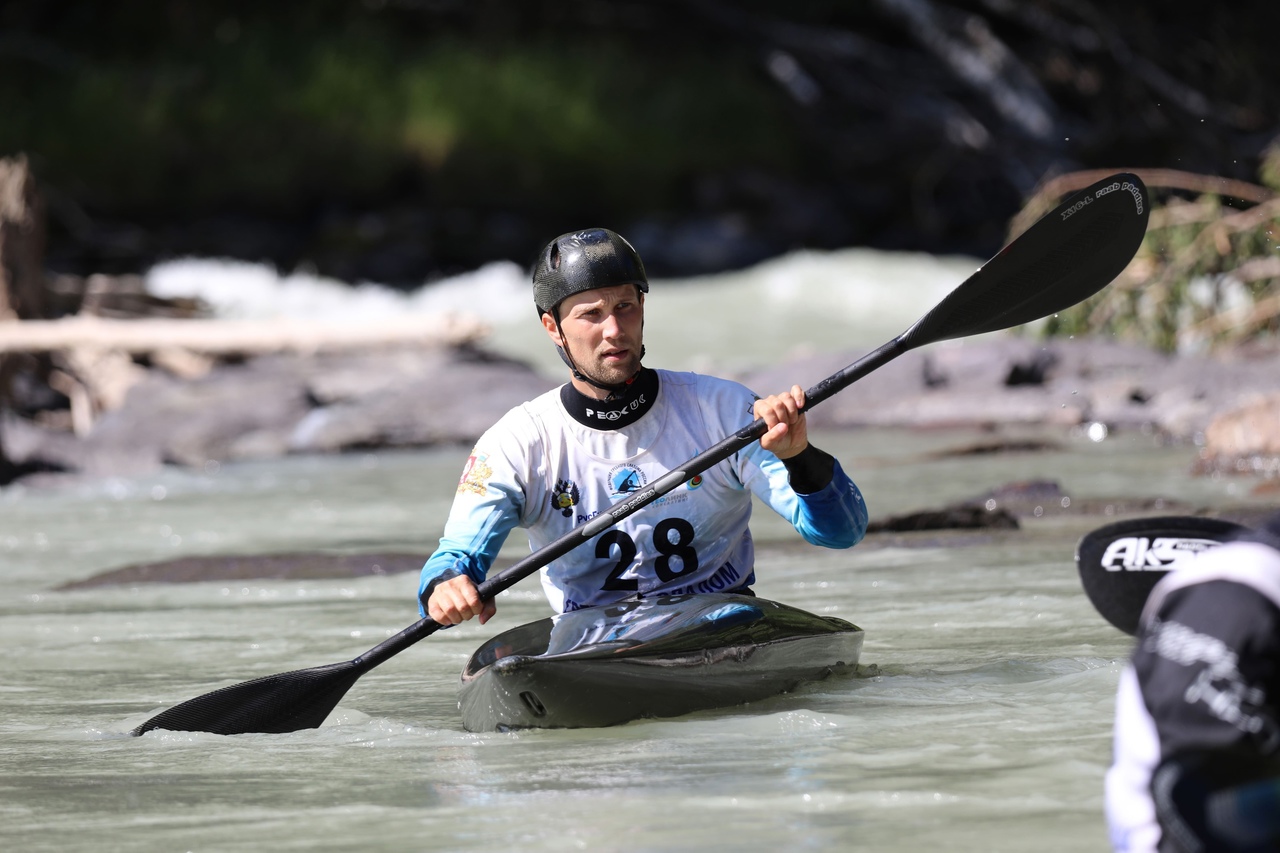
[903,172,1150,349]
[132,660,366,736]
[1074,516,1246,636]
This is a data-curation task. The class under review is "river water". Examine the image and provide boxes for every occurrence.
[0,249,1267,851]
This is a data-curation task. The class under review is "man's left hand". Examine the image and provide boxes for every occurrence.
[754,384,808,460]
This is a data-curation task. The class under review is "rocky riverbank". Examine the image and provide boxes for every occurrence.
[3,330,1279,492]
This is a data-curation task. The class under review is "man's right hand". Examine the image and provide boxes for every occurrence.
[427,574,497,626]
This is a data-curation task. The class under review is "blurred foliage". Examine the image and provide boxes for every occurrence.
[1030,162,1280,353]
[3,0,1280,291]
[0,1,800,217]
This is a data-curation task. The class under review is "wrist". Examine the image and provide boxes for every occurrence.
[781,444,835,494]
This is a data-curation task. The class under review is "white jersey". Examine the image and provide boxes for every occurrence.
[418,369,867,614]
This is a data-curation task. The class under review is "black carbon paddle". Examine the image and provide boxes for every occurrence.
[132,171,1150,736]
[1074,515,1246,635]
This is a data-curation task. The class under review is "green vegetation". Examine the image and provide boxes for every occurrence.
[0,19,800,217]
[1030,159,1280,353]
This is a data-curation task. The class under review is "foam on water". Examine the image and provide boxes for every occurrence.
[144,248,983,376]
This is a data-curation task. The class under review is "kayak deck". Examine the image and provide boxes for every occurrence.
[458,593,863,731]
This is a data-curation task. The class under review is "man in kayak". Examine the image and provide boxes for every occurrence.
[419,227,868,625]
[1106,511,1280,852]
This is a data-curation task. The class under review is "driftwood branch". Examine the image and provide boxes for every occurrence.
[0,314,489,356]
[1009,168,1277,238]
[0,154,47,321]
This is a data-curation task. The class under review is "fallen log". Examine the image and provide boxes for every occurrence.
[0,313,490,355]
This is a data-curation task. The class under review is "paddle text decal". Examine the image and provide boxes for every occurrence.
[1122,179,1145,214]
[1062,178,1145,221]
[1100,536,1221,571]
[1059,194,1092,221]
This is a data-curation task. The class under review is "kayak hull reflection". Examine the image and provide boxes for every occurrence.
[458,593,863,732]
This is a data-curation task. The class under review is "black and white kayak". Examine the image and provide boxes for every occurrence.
[457,593,863,732]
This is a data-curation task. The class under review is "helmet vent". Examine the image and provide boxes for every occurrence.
[548,243,561,270]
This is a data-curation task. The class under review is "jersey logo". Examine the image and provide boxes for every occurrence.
[551,479,581,517]
[608,463,647,499]
[687,474,703,490]
[457,452,493,496]
[585,395,646,422]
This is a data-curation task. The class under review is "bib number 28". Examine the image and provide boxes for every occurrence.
[598,518,700,591]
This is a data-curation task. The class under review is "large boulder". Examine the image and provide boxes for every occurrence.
[737,336,1280,440]
[1197,393,1280,478]
[5,344,556,480]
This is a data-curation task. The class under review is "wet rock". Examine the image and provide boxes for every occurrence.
[288,346,556,453]
[924,438,1064,458]
[965,479,1194,519]
[7,331,1280,489]
[57,551,426,590]
[738,337,1280,440]
[864,479,1198,534]
[866,504,1020,533]
[4,344,555,480]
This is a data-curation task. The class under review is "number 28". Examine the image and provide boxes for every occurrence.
[596,518,699,590]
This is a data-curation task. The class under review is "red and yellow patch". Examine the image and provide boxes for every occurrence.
[457,452,494,496]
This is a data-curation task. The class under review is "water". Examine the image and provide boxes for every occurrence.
[1,250,1265,851]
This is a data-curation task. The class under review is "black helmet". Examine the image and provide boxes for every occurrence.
[532,228,648,318]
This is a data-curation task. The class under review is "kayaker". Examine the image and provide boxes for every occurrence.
[1106,510,1280,852]
[419,227,868,626]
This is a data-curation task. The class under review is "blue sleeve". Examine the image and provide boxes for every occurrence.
[743,445,868,549]
[417,466,525,618]
[788,457,868,548]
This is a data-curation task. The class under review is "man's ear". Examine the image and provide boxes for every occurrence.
[541,312,563,347]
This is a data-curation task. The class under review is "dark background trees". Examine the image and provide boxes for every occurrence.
[1,0,1277,283]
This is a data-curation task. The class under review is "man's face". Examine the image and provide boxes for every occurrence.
[542,284,645,388]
